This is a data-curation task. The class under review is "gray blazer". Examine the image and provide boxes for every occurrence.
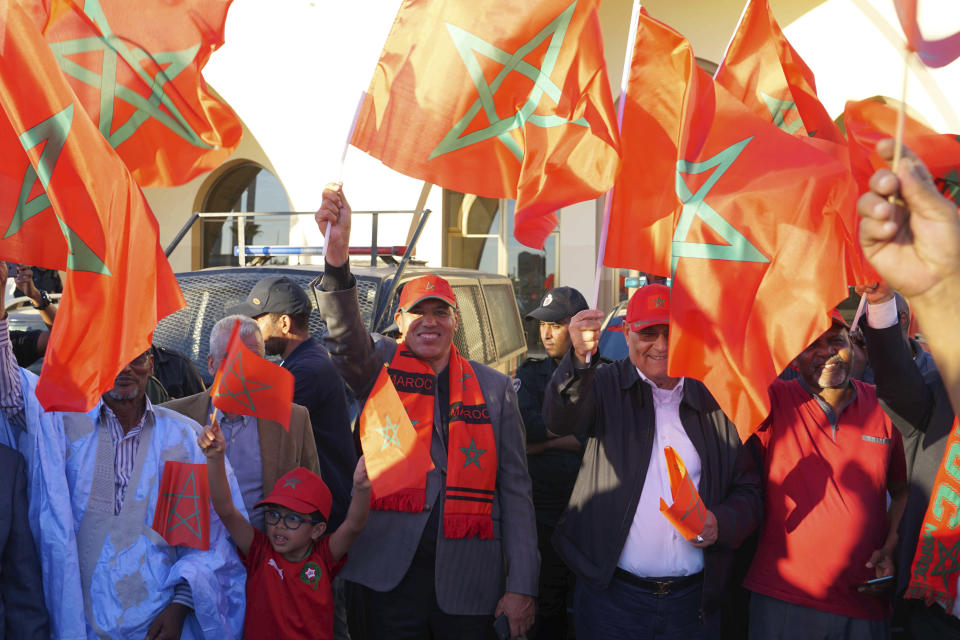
[317,285,539,615]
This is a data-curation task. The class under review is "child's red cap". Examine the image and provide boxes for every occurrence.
[255,467,332,520]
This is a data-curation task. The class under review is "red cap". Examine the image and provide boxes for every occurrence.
[830,308,849,329]
[625,284,670,332]
[398,275,457,312]
[255,467,332,520]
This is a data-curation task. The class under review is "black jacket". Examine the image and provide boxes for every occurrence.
[516,356,583,525]
[863,322,954,596]
[543,352,762,615]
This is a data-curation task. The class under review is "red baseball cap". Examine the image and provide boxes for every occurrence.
[398,275,457,312]
[255,467,332,520]
[625,284,671,332]
[829,308,849,329]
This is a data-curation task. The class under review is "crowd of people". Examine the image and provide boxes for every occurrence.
[0,141,955,640]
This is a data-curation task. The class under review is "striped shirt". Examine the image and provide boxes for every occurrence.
[102,400,151,515]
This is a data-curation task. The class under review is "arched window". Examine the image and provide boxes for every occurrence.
[199,164,291,268]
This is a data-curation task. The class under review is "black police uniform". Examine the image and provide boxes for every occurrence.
[516,354,583,640]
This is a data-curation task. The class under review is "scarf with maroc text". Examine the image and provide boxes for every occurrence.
[358,342,497,539]
[906,416,960,610]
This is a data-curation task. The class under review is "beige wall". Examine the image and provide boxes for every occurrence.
[141,117,284,273]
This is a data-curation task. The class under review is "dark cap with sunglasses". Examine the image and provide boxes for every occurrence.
[255,467,332,521]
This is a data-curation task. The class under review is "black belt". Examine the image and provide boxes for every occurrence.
[614,569,703,595]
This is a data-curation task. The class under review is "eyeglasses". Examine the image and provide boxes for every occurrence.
[264,509,319,530]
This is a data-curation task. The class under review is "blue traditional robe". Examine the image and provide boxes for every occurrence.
[3,368,246,639]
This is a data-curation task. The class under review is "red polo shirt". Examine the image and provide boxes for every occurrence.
[744,379,906,620]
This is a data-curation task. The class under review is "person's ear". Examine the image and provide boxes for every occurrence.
[311,522,327,540]
[280,314,293,335]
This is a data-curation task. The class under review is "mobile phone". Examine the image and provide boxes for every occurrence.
[862,575,894,586]
[4,262,17,278]
[493,613,511,640]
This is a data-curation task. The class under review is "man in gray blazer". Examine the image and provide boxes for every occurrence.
[314,186,539,639]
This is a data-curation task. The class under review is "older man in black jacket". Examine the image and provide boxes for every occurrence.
[544,284,762,640]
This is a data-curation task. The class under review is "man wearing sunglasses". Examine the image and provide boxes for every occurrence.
[0,263,247,640]
[544,284,762,640]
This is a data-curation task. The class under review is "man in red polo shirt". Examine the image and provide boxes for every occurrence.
[744,311,908,639]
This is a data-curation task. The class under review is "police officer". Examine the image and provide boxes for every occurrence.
[516,286,589,639]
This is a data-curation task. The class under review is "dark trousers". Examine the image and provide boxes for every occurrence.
[350,549,495,640]
[574,573,719,640]
[748,593,889,640]
[530,520,574,640]
[904,600,960,640]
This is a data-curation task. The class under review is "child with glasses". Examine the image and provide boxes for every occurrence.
[199,419,370,639]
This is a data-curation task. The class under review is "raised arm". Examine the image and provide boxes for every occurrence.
[14,267,56,327]
[329,456,371,562]
[858,140,960,415]
[313,185,387,396]
[858,285,933,435]
[541,308,606,437]
[197,416,254,555]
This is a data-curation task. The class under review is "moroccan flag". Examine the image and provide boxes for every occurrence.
[31,0,241,186]
[351,0,620,249]
[659,447,706,540]
[603,7,686,277]
[209,320,295,430]
[0,0,184,411]
[620,12,851,438]
[843,98,960,207]
[358,365,434,510]
[712,0,875,285]
[714,0,844,145]
[893,0,960,68]
[152,461,210,550]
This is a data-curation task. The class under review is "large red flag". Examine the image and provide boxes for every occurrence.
[151,461,211,550]
[603,7,686,277]
[714,0,844,145]
[209,320,295,430]
[712,0,875,285]
[618,12,851,439]
[351,0,620,249]
[0,0,184,411]
[843,97,960,206]
[31,0,242,186]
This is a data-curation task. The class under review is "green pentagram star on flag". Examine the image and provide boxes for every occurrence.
[210,320,296,430]
[349,0,620,250]
[36,0,241,186]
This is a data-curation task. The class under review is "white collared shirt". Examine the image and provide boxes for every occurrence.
[617,369,704,578]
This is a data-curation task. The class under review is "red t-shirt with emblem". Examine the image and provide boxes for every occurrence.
[744,379,906,620]
[240,530,346,639]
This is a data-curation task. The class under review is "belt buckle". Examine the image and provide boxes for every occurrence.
[652,579,671,596]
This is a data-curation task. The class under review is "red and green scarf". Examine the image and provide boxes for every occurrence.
[906,416,960,610]
[358,343,497,539]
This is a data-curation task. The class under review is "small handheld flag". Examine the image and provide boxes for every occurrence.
[209,320,295,430]
[658,447,706,541]
[151,461,210,550]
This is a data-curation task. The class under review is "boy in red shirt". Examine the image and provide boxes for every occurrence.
[199,420,370,639]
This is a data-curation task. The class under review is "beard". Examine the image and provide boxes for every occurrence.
[105,386,141,401]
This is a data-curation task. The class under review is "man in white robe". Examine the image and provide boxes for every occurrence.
[0,283,246,639]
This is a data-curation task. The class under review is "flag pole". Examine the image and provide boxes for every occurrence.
[587,0,642,361]
[324,91,367,254]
